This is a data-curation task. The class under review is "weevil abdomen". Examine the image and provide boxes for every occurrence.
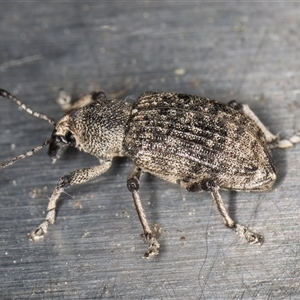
[124,92,276,192]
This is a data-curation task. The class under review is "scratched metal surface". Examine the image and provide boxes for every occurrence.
[0,2,300,299]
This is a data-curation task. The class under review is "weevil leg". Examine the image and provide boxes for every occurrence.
[28,160,112,241]
[56,89,72,112]
[57,90,107,113]
[127,167,160,258]
[202,179,264,245]
[228,100,300,149]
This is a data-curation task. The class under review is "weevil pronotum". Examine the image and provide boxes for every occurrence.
[0,89,299,258]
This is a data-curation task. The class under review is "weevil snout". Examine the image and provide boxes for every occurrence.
[48,129,76,161]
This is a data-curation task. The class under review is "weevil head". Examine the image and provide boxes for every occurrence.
[48,115,76,161]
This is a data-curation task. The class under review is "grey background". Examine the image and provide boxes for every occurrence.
[1,2,300,299]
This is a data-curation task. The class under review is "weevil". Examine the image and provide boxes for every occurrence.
[0,89,299,258]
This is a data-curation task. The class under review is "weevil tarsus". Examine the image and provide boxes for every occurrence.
[56,89,72,112]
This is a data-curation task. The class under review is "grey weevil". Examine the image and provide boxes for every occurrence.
[0,89,299,258]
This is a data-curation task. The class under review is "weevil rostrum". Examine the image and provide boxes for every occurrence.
[0,89,299,258]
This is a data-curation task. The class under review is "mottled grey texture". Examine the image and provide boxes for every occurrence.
[124,92,276,191]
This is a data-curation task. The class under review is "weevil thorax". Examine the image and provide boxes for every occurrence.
[48,93,132,161]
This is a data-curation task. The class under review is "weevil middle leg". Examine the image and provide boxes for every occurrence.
[127,167,160,258]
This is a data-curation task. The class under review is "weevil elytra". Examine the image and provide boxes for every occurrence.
[0,89,299,258]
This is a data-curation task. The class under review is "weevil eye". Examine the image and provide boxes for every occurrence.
[53,131,76,146]
[64,131,76,146]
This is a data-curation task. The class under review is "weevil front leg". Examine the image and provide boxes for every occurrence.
[56,90,107,113]
[127,167,160,258]
[228,100,300,149]
[202,179,264,244]
[29,160,112,241]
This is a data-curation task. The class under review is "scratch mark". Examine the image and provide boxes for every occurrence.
[0,54,42,72]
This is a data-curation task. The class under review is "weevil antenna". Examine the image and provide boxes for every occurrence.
[0,89,55,125]
[0,139,51,170]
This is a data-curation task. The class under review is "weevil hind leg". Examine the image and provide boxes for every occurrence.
[127,167,160,258]
[29,160,112,241]
[228,100,300,149]
[202,179,264,245]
